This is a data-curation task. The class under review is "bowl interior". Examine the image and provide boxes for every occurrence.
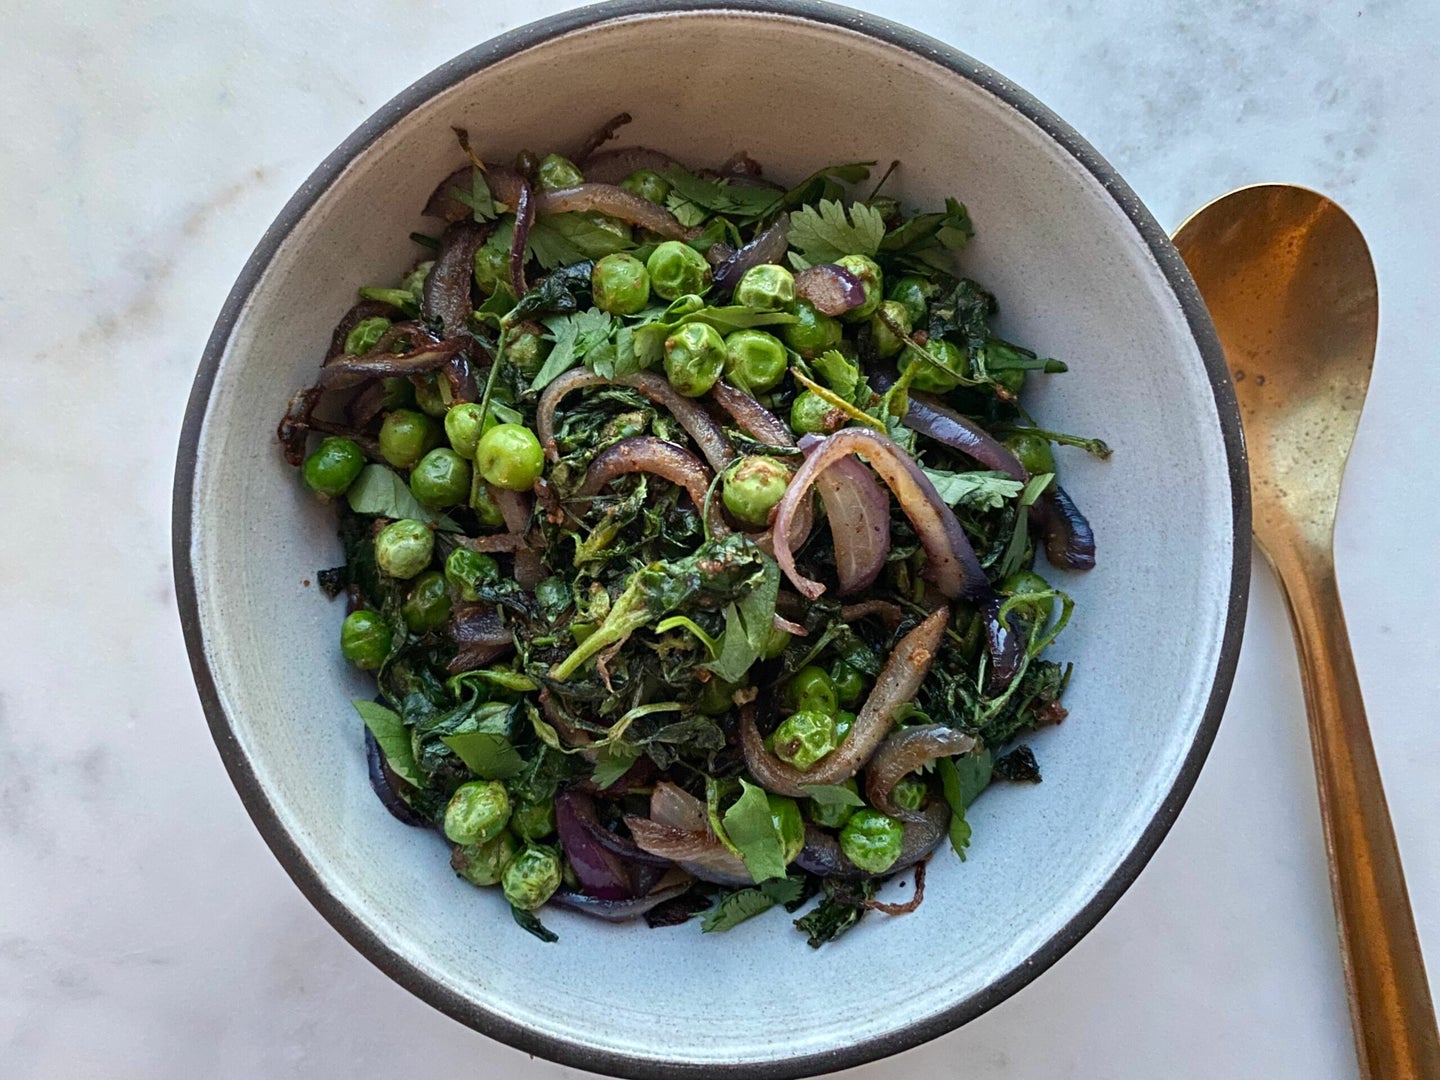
[181,7,1240,1076]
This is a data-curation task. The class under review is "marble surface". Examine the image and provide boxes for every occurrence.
[2,0,1436,1076]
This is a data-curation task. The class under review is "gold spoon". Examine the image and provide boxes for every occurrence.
[1174,185,1439,1079]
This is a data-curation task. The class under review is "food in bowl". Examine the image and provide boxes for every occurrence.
[277,119,1107,944]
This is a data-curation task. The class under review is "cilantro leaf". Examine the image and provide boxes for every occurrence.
[880,197,972,260]
[787,199,886,263]
[721,779,788,883]
[448,168,497,222]
[700,877,805,933]
[938,749,992,860]
[920,468,1024,511]
[591,744,641,789]
[800,784,866,808]
[353,700,424,788]
[441,732,524,780]
[347,464,461,531]
[782,162,875,209]
[531,307,613,391]
[813,349,861,403]
[660,165,784,222]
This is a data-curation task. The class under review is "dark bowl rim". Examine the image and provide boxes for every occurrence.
[172,2,1251,1076]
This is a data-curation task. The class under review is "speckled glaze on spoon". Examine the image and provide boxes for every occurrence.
[1175,184,1439,1080]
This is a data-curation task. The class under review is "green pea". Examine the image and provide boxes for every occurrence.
[993,368,1026,396]
[445,548,498,602]
[887,274,936,326]
[769,795,806,864]
[511,799,556,842]
[591,253,650,315]
[790,390,844,435]
[402,570,451,633]
[375,519,433,580]
[620,169,672,204]
[302,437,365,496]
[784,665,837,715]
[451,830,518,887]
[805,777,859,829]
[444,780,511,846]
[869,300,911,359]
[535,153,583,190]
[503,326,551,377]
[771,710,839,769]
[344,316,392,356]
[759,625,791,660]
[892,777,928,812]
[722,455,792,527]
[409,448,471,509]
[502,844,562,911]
[1004,431,1057,477]
[780,299,842,358]
[697,676,741,716]
[474,237,509,295]
[380,377,415,410]
[444,403,486,459]
[471,481,506,527]
[378,409,440,470]
[722,329,788,394]
[475,423,544,491]
[663,322,726,397]
[733,263,795,311]
[413,372,450,417]
[646,240,712,301]
[1000,569,1056,624]
[899,338,964,393]
[830,661,866,707]
[340,610,392,670]
[840,809,904,873]
[835,254,883,322]
[835,710,855,743]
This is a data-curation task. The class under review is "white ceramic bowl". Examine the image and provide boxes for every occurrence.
[174,3,1248,1076]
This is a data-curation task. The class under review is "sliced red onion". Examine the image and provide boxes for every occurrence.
[535,184,695,240]
[772,613,807,636]
[365,727,430,828]
[277,386,323,466]
[865,726,977,821]
[317,334,466,391]
[549,880,694,922]
[555,790,635,900]
[423,164,525,221]
[794,800,950,880]
[794,263,868,317]
[649,781,709,832]
[802,443,890,595]
[753,493,814,561]
[709,381,794,446]
[775,429,989,602]
[447,604,512,650]
[740,607,950,796]
[577,436,728,537]
[904,391,1027,480]
[490,487,544,589]
[423,221,492,336]
[509,178,536,298]
[327,299,405,359]
[839,599,905,630]
[442,353,478,404]
[712,219,789,296]
[537,368,735,472]
[1033,486,1096,571]
[573,112,633,163]
[625,817,753,887]
[579,146,678,184]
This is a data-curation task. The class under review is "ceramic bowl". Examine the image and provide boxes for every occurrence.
[174,2,1248,1076]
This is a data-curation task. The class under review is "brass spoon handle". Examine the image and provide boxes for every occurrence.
[1278,552,1440,1079]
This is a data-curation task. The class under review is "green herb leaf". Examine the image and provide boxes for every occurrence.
[787,199,886,263]
[357,287,419,317]
[880,197,973,257]
[938,749,992,860]
[921,468,1024,511]
[353,700,424,788]
[590,743,641,789]
[782,162,875,209]
[531,307,613,391]
[705,604,758,683]
[998,472,1054,579]
[530,212,635,269]
[660,165,784,222]
[701,888,777,932]
[346,464,461,531]
[721,779,788,884]
[511,905,559,943]
[794,878,875,947]
[448,168,497,222]
[800,783,866,808]
[813,349,861,403]
[441,732,524,780]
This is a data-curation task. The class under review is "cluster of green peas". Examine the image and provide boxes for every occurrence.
[766,660,919,875]
[444,777,564,911]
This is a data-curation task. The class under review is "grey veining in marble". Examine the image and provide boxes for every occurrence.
[1,1,1436,1077]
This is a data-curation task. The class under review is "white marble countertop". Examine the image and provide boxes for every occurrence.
[3,1,1437,1076]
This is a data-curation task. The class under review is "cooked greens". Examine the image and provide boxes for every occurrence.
[281,119,1104,945]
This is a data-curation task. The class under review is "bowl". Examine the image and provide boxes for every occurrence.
[173,2,1249,1076]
